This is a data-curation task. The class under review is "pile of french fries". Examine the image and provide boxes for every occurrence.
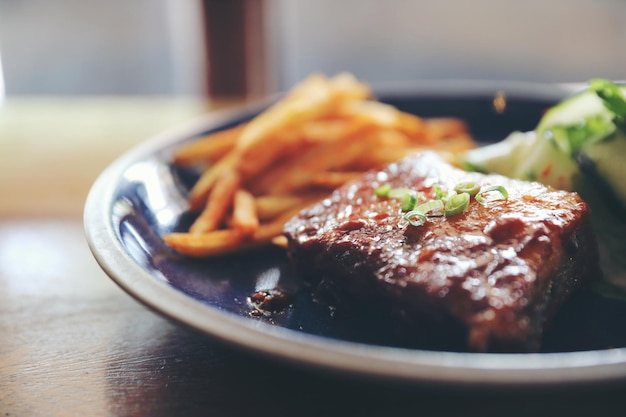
[163,73,475,257]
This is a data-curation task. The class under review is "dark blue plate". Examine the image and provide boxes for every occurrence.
[85,80,626,386]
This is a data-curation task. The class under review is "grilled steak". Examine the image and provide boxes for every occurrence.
[283,152,599,352]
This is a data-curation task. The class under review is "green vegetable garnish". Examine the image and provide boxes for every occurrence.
[433,183,447,199]
[590,78,626,124]
[475,185,508,204]
[547,114,614,156]
[404,210,427,227]
[375,185,421,212]
[414,199,445,217]
[453,181,480,197]
[445,192,470,216]
[400,190,418,212]
[458,79,626,299]
[374,184,391,197]
[388,187,415,199]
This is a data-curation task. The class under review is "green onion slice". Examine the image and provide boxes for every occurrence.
[475,185,508,204]
[404,210,427,227]
[400,190,418,212]
[374,184,391,197]
[388,187,414,199]
[414,199,445,217]
[453,181,480,197]
[443,190,457,201]
[445,192,470,216]
[433,183,446,199]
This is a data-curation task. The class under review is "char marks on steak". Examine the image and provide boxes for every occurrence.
[283,152,599,352]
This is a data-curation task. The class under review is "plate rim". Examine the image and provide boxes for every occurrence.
[84,79,626,386]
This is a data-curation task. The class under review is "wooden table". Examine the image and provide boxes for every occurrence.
[1,97,624,416]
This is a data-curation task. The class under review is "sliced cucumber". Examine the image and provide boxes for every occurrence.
[536,89,613,136]
[510,131,580,190]
[460,129,580,191]
[461,83,626,198]
[460,131,534,177]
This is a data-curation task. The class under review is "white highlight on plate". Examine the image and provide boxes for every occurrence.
[255,267,281,291]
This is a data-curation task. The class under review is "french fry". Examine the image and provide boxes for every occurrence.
[188,150,239,211]
[165,207,303,257]
[189,169,240,234]
[236,73,371,178]
[164,229,246,257]
[342,129,419,170]
[255,195,306,220]
[271,235,289,249]
[234,128,302,182]
[337,100,428,142]
[253,207,306,241]
[297,118,370,144]
[327,72,371,100]
[232,189,259,235]
[255,193,326,220]
[424,117,469,141]
[165,72,476,258]
[251,128,380,195]
[173,124,243,166]
[337,100,398,126]
[433,133,476,154]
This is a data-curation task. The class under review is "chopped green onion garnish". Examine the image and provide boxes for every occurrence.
[453,181,480,197]
[475,185,509,204]
[388,187,414,199]
[400,190,418,212]
[376,185,422,211]
[433,183,446,199]
[414,199,445,217]
[375,184,391,197]
[443,190,457,201]
[404,210,427,227]
[445,192,470,216]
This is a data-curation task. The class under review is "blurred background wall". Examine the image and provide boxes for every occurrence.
[1,0,625,97]
[268,0,626,89]
[0,0,206,95]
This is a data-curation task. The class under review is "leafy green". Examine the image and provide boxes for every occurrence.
[546,113,614,156]
[589,78,626,125]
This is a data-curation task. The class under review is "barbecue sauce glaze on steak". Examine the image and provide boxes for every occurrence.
[283,152,600,352]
